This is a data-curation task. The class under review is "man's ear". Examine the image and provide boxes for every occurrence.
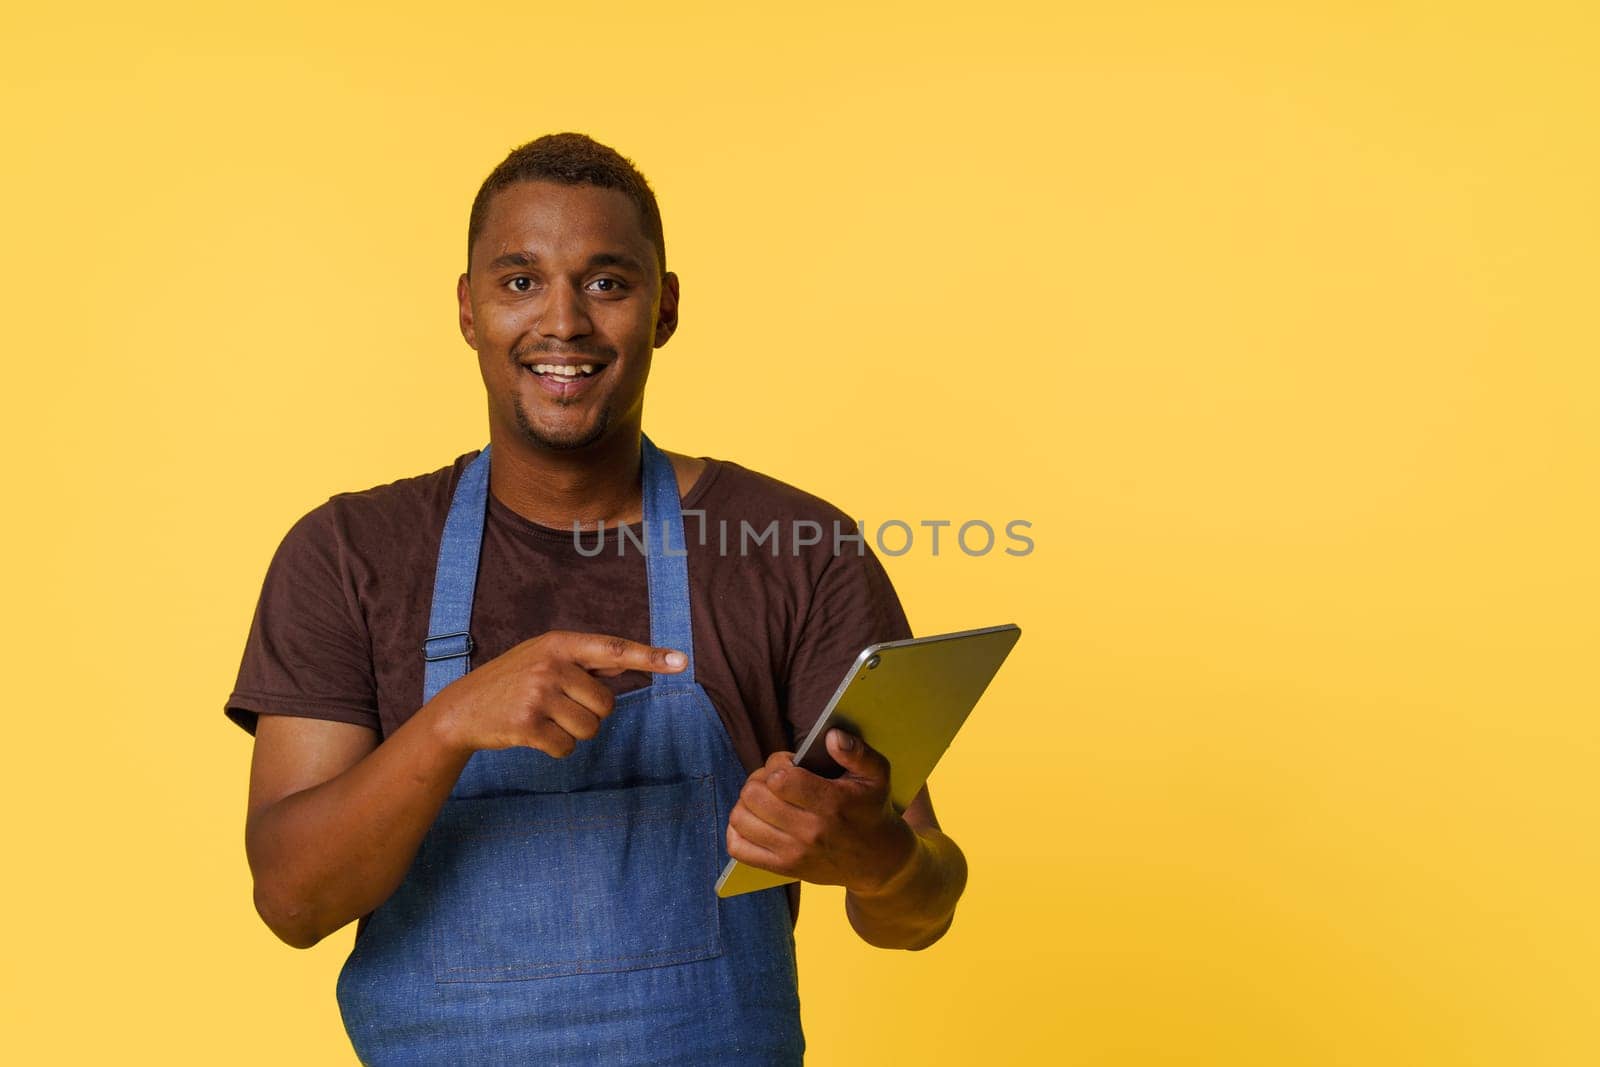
[457,273,478,350]
[654,271,680,348]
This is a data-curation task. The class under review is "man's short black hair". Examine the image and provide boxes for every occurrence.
[467,132,666,276]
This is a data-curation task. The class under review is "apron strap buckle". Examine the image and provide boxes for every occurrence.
[423,631,475,662]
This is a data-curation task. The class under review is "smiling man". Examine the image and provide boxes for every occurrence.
[228,133,968,1064]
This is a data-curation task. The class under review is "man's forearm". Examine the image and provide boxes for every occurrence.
[247,706,471,948]
[845,827,968,950]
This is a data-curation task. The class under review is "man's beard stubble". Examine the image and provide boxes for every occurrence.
[512,390,611,452]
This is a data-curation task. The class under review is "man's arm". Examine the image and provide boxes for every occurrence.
[844,784,968,950]
[246,709,468,948]
[726,728,968,951]
[245,631,688,948]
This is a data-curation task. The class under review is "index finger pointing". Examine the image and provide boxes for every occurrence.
[563,632,688,675]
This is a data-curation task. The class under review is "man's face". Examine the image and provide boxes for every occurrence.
[458,180,678,453]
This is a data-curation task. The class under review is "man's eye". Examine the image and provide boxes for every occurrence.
[508,277,534,292]
[589,278,623,293]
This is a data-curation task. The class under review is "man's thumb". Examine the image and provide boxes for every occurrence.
[827,728,870,773]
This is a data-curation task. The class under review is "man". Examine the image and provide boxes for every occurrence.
[228,132,968,1064]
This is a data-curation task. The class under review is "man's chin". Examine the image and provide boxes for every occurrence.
[512,405,610,452]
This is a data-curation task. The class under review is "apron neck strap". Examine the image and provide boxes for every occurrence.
[422,446,491,705]
[640,434,696,683]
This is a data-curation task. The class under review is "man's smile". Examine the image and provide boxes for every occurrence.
[519,356,611,400]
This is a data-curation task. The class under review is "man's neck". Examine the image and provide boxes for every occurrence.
[487,429,646,530]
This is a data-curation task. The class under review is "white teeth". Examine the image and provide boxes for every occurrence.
[530,363,600,377]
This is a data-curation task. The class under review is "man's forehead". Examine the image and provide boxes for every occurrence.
[475,180,651,262]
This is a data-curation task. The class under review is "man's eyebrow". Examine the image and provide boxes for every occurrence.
[487,251,536,270]
[485,251,648,273]
[584,252,647,273]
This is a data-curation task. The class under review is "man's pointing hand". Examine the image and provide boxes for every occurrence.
[430,630,686,758]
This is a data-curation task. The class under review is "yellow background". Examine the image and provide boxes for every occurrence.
[3,2,1596,1063]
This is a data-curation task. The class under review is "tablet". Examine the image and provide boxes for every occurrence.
[714,623,1022,898]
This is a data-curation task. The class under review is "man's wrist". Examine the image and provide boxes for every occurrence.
[847,819,925,902]
[421,694,470,760]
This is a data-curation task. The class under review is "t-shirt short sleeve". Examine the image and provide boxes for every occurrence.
[780,538,914,744]
[225,502,381,736]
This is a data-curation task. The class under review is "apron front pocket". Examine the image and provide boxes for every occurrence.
[420,775,723,983]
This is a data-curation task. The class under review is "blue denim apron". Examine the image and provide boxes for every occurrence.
[335,435,804,1065]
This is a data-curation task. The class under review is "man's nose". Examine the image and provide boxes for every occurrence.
[537,279,593,340]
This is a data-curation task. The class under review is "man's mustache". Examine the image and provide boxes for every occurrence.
[512,340,618,362]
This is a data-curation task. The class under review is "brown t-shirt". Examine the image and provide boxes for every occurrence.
[226,449,914,922]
